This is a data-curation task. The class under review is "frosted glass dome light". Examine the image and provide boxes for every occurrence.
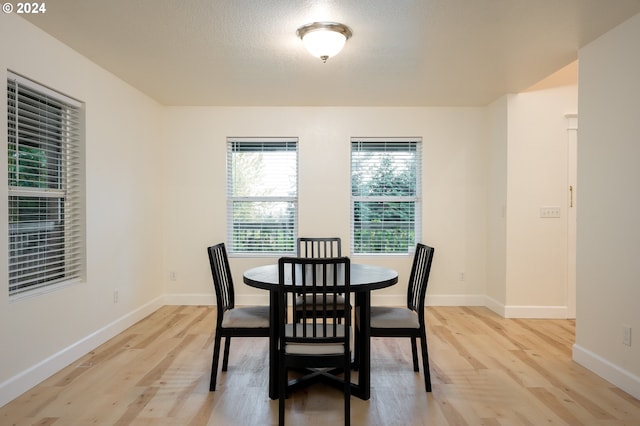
[297,22,352,63]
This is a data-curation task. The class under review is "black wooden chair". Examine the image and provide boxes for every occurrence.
[297,237,342,258]
[277,256,352,426]
[207,243,270,391]
[295,237,346,323]
[358,243,435,392]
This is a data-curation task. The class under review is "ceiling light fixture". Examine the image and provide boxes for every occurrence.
[296,22,352,63]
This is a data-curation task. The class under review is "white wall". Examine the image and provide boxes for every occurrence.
[504,85,577,317]
[161,107,489,307]
[574,12,640,398]
[0,15,164,405]
[485,83,579,319]
[486,97,508,308]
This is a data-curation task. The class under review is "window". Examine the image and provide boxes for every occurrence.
[227,138,298,255]
[7,72,85,297]
[351,138,421,254]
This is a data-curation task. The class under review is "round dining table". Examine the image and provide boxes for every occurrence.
[244,263,398,401]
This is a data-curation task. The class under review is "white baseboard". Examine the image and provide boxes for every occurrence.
[573,344,640,399]
[163,293,269,306]
[370,294,487,307]
[164,294,487,307]
[2,292,629,410]
[426,294,486,306]
[164,294,569,317]
[428,295,569,318]
[0,296,164,408]
[484,296,570,319]
[484,296,506,316]
[504,305,569,319]
[163,293,216,306]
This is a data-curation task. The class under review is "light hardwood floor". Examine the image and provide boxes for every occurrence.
[1,306,639,425]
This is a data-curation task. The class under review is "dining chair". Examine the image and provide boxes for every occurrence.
[295,237,346,323]
[207,243,270,391]
[297,237,342,258]
[358,243,435,392]
[277,256,352,426]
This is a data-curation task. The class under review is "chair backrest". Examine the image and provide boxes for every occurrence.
[407,244,435,316]
[297,237,342,258]
[278,257,351,345]
[207,243,235,318]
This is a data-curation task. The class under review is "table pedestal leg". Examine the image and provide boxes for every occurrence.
[354,291,371,400]
[269,291,278,400]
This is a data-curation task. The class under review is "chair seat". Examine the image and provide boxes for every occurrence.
[284,323,349,355]
[294,294,346,309]
[221,305,270,328]
[369,306,419,329]
[285,342,346,355]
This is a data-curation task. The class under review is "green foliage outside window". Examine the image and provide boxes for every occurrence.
[228,140,297,254]
[352,141,419,254]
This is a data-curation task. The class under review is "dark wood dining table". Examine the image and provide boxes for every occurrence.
[243,263,398,400]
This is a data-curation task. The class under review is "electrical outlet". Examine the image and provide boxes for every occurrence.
[113,288,119,303]
[459,272,465,281]
[169,271,177,281]
[622,325,632,346]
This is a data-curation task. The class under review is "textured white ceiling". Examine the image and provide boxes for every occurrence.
[21,0,640,106]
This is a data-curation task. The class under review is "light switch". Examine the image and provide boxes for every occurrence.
[540,207,561,218]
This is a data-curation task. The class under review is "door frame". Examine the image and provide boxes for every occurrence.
[566,114,578,319]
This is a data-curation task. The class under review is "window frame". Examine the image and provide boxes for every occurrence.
[350,137,422,255]
[226,137,298,256]
[7,72,86,298]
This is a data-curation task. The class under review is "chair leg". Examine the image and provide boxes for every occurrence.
[221,336,231,371]
[419,329,432,392]
[210,331,222,391]
[279,366,286,426]
[410,336,419,372]
[353,325,360,371]
[344,359,351,426]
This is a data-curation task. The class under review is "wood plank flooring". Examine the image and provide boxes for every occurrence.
[1,306,639,425]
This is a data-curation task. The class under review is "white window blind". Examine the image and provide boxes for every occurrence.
[227,138,298,255]
[351,138,421,254]
[7,72,85,296]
